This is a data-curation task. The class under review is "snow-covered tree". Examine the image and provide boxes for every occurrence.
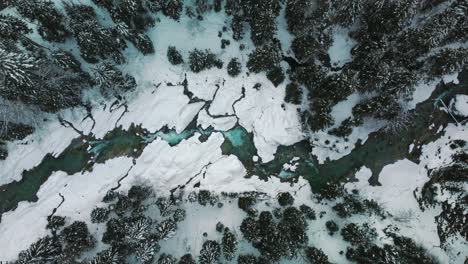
[427,48,468,76]
[332,0,366,26]
[199,240,221,264]
[245,0,281,46]
[157,219,177,240]
[247,40,282,73]
[89,247,122,264]
[227,57,242,77]
[17,236,62,263]
[0,48,37,90]
[15,0,70,42]
[51,50,83,73]
[0,14,31,41]
[161,0,183,20]
[304,246,331,264]
[126,216,153,241]
[91,207,110,223]
[135,239,160,264]
[60,221,95,257]
[167,46,184,65]
[179,254,196,264]
[158,253,177,264]
[65,3,126,63]
[92,62,137,95]
[222,229,238,260]
[46,215,66,232]
[173,208,186,222]
[188,49,223,73]
[157,197,176,217]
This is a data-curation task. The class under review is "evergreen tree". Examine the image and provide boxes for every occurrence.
[304,246,331,264]
[199,240,221,264]
[157,219,177,240]
[89,247,123,264]
[158,253,177,264]
[17,236,62,264]
[178,254,196,264]
[246,40,282,73]
[222,229,238,260]
[92,62,137,95]
[136,239,160,264]
[0,48,37,90]
[189,49,223,73]
[161,0,183,20]
[60,221,95,257]
[167,46,184,65]
[0,14,31,41]
[65,3,126,63]
[227,57,242,77]
[15,0,70,42]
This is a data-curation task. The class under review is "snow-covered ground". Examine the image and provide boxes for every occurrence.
[1,1,467,263]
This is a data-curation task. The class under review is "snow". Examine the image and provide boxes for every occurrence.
[0,157,134,261]
[209,80,244,116]
[0,116,78,185]
[420,123,468,170]
[235,81,304,162]
[450,94,468,117]
[311,119,385,164]
[345,161,449,263]
[328,26,357,68]
[126,133,225,195]
[2,2,467,263]
[197,109,237,131]
[407,73,459,110]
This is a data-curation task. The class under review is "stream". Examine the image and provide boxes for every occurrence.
[0,70,466,220]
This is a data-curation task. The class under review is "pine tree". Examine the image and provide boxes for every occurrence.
[245,0,281,46]
[157,197,176,217]
[51,50,83,73]
[161,0,183,20]
[65,3,126,63]
[188,49,223,73]
[167,46,184,65]
[92,62,137,95]
[135,239,160,264]
[199,240,221,264]
[0,14,31,41]
[89,247,122,264]
[126,216,153,241]
[332,0,365,26]
[17,236,62,263]
[178,254,196,264]
[173,208,186,222]
[158,253,177,264]
[222,229,237,260]
[15,0,70,42]
[0,48,37,90]
[427,48,468,76]
[61,221,95,257]
[157,219,177,240]
[227,57,242,77]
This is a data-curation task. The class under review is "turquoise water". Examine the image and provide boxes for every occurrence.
[0,124,320,218]
[222,127,245,147]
